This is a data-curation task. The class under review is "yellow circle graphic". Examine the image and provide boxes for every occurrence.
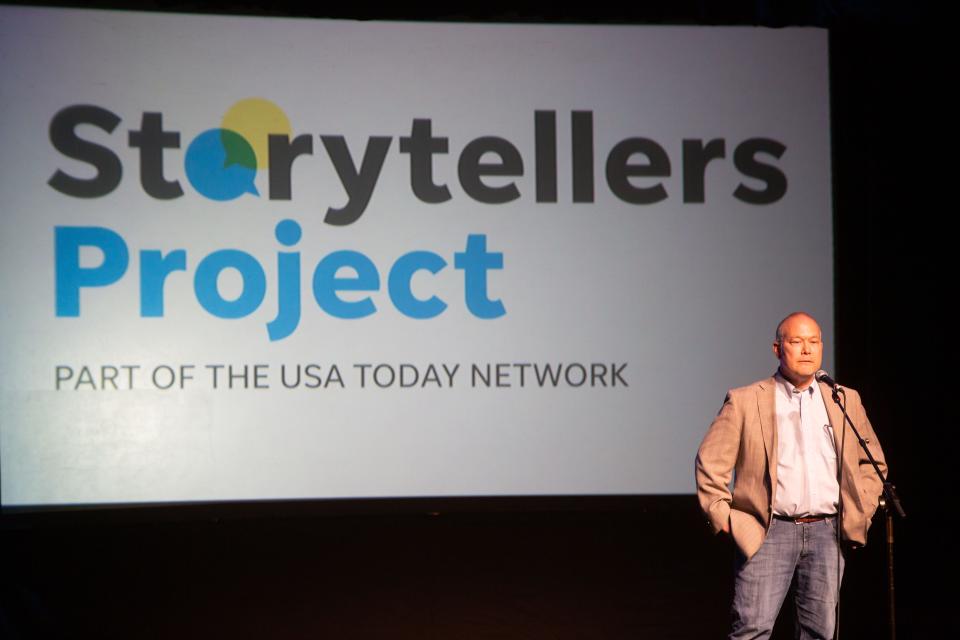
[221,98,291,170]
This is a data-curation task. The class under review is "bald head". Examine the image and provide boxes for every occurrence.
[772,312,823,388]
[775,312,820,345]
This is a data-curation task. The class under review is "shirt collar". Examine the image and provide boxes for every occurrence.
[774,370,816,397]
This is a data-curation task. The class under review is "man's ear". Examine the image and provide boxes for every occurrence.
[772,341,781,358]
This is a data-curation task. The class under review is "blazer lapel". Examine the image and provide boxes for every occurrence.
[757,377,777,492]
[821,381,845,453]
[820,381,864,512]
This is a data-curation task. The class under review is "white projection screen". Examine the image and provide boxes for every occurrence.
[0,7,834,508]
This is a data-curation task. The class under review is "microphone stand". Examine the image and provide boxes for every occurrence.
[830,387,905,640]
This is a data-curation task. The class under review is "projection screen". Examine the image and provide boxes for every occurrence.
[0,7,834,507]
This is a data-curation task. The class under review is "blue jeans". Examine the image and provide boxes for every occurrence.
[730,517,845,640]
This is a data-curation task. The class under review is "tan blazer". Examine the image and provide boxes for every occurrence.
[695,376,887,559]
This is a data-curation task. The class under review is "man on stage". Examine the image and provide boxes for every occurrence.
[695,311,886,639]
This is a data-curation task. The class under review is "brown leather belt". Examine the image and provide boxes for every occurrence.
[774,514,837,524]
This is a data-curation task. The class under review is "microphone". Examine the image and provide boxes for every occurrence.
[815,370,842,392]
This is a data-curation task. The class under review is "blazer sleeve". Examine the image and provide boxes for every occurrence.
[848,388,888,523]
[695,391,743,535]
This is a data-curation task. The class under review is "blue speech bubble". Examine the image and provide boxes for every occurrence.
[185,129,259,201]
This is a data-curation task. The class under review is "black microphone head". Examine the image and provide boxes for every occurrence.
[815,370,841,391]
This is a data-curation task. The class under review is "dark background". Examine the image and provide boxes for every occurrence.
[1,2,950,638]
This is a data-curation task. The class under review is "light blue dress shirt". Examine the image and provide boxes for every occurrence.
[772,372,840,517]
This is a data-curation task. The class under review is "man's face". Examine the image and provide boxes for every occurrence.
[772,314,823,388]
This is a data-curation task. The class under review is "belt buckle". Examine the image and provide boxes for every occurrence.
[775,514,830,524]
[793,516,824,524]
